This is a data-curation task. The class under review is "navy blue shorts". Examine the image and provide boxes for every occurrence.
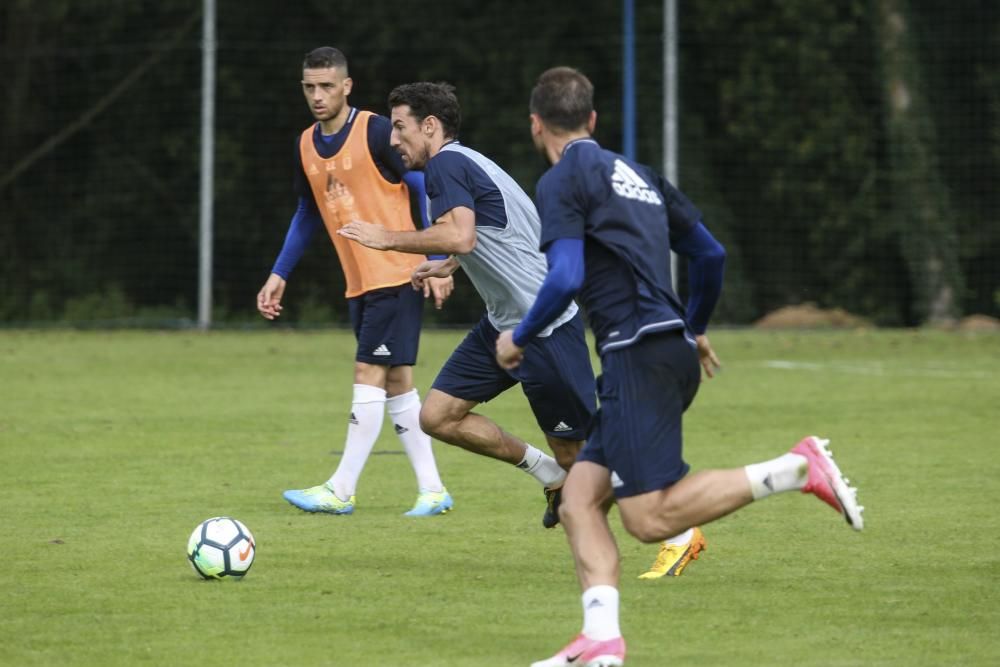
[431,313,597,441]
[578,329,701,498]
[348,283,424,366]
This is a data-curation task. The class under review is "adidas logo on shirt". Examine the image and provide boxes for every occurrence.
[372,344,391,356]
[611,159,663,205]
[553,421,573,432]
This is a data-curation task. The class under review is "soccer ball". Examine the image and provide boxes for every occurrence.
[187,517,256,580]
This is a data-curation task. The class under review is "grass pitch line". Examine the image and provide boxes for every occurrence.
[761,359,989,378]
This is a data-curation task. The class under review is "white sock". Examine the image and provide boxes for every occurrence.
[387,389,444,493]
[517,444,567,488]
[581,585,621,641]
[663,528,694,546]
[744,452,809,500]
[328,384,386,500]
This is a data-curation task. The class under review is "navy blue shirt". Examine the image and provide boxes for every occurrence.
[535,139,702,354]
[424,142,508,228]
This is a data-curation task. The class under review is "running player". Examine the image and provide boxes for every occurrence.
[340,83,715,585]
[337,81,590,527]
[495,67,864,667]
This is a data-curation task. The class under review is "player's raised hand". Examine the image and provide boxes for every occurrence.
[424,275,454,310]
[337,219,391,249]
[495,330,524,370]
[696,333,722,379]
[257,273,286,320]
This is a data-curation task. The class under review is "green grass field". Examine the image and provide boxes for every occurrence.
[2,328,998,666]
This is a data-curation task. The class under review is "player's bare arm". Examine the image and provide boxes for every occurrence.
[338,206,476,255]
[256,273,287,320]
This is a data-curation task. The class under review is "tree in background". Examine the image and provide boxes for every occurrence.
[686,0,896,321]
[0,0,201,323]
[0,0,995,326]
[875,0,963,324]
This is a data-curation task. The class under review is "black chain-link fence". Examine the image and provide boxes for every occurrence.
[2,0,997,328]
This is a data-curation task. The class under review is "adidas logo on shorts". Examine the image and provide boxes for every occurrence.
[611,159,663,205]
[372,344,391,356]
[553,421,573,432]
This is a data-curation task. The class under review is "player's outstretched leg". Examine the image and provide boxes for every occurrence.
[404,487,454,516]
[791,436,864,530]
[282,483,355,515]
[638,526,706,579]
[531,634,626,667]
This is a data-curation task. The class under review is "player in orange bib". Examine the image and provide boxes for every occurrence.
[256,47,454,517]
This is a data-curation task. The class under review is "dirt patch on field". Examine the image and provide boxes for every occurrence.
[956,314,1000,331]
[755,306,999,330]
[754,303,871,329]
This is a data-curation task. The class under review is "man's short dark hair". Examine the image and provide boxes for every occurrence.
[388,82,461,139]
[530,66,594,132]
[303,46,349,73]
